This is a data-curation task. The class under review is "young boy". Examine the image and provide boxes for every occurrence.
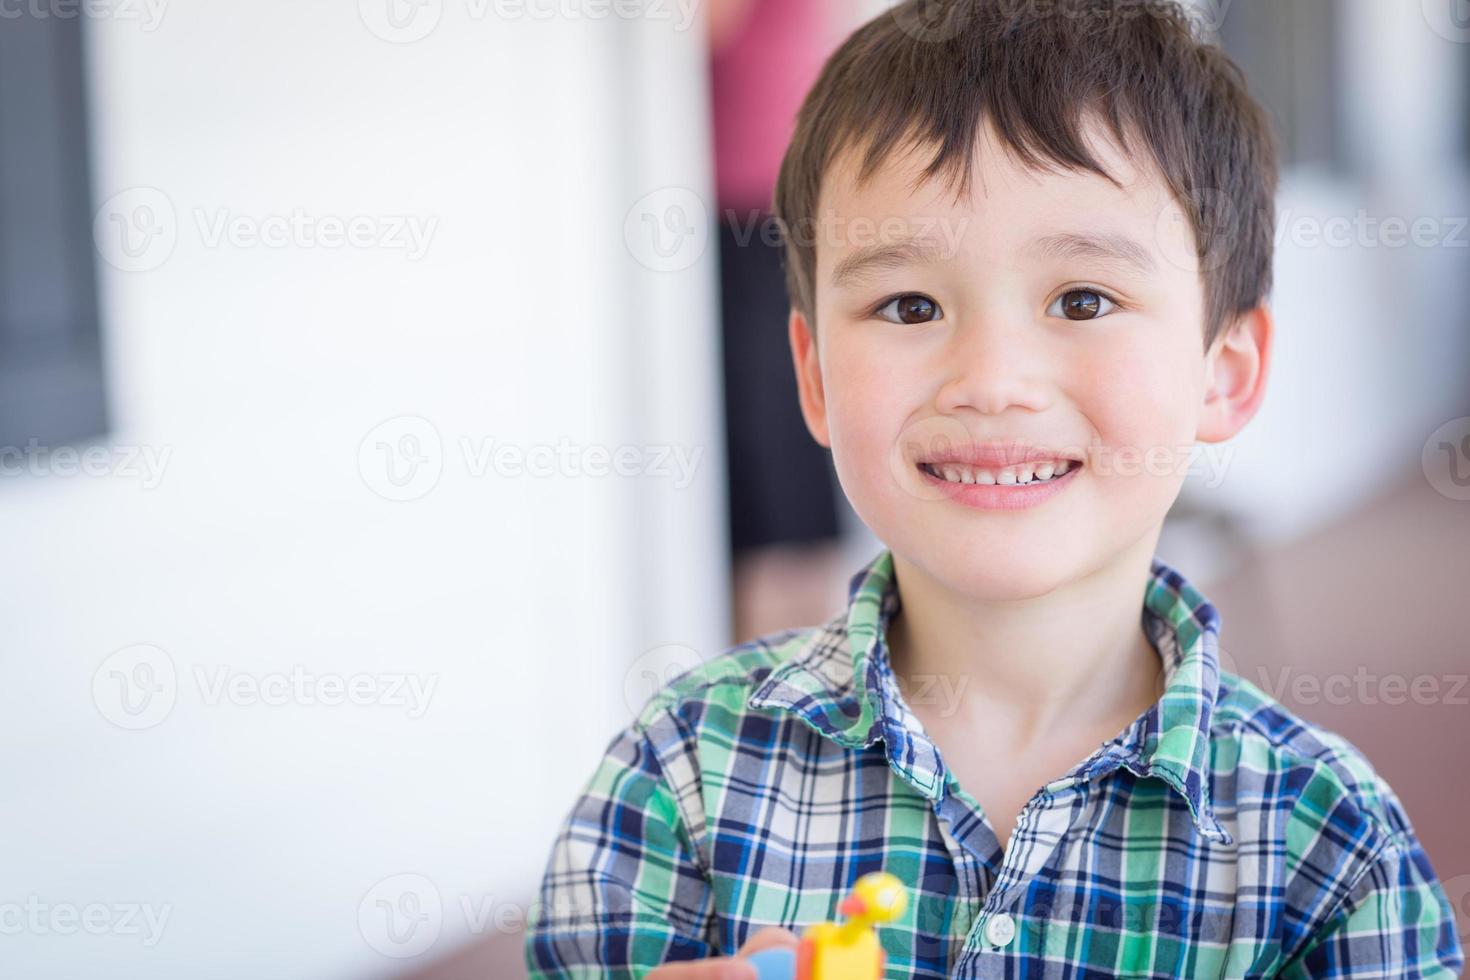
[528,0,1466,976]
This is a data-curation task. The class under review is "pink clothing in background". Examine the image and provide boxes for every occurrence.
[709,0,838,211]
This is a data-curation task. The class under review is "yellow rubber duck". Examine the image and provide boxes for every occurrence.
[797,871,907,980]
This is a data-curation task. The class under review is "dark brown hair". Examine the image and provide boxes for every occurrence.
[771,0,1279,351]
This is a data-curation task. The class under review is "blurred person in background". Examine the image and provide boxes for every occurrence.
[708,0,852,645]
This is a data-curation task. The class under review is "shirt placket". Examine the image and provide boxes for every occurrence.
[970,793,1082,975]
[864,604,1144,977]
[928,799,992,956]
[929,746,1137,977]
[871,686,1070,974]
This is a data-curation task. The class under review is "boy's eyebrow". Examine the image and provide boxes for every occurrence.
[828,230,1157,289]
[829,235,948,289]
[1026,232,1156,274]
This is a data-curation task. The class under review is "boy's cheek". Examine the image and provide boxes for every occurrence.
[1071,344,1202,458]
[1082,417,1199,494]
[823,412,911,512]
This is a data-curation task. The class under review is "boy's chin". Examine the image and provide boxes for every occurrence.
[897,534,1089,602]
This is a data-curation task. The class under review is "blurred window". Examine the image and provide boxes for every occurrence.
[0,14,108,451]
[1216,0,1345,172]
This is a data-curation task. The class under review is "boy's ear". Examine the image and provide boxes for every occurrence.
[1197,304,1273,445]
[789,307,832,448]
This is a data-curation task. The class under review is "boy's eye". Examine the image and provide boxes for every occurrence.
[1049,288,1118,321]
[875,293,942,324]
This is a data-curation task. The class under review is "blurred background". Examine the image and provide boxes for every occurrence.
[1,0,1467,977]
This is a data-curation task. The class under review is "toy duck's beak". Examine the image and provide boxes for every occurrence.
[839,895,867,918]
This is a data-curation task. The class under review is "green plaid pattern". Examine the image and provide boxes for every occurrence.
[528,548,1464,977]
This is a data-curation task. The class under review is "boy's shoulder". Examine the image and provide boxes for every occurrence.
[1211,667,1421,849]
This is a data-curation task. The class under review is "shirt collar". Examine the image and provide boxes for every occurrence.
[747,546,1231,845]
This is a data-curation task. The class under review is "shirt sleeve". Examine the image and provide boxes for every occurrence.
[525,719,717,979]
[1278,828,1465,979]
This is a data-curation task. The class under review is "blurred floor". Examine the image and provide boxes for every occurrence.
[418,463,1470,980]
[729,539,851,646]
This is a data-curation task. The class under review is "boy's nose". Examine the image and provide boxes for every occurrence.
[934,326,1051,417]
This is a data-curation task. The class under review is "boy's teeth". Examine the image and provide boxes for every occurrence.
[926,459,1072,486]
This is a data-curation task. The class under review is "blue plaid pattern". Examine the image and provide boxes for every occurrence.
[527,547,1464,977]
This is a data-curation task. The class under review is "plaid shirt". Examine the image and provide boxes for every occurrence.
[527,547,1464,978]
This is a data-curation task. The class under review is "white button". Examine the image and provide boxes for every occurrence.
[984,912,1016,947]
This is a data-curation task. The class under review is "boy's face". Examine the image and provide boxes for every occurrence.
[790,117,1268,599]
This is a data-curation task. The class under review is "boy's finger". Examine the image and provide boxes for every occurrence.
[645,956,758,980]
[645,928,798,979]
[736,925,801,956]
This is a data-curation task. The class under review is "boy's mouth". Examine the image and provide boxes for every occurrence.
[918,457,1079,486]
[913,443,1086,487]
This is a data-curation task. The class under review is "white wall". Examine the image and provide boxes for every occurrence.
[0,2,726,978]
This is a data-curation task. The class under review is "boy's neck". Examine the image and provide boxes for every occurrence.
[885,530,1167,747]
